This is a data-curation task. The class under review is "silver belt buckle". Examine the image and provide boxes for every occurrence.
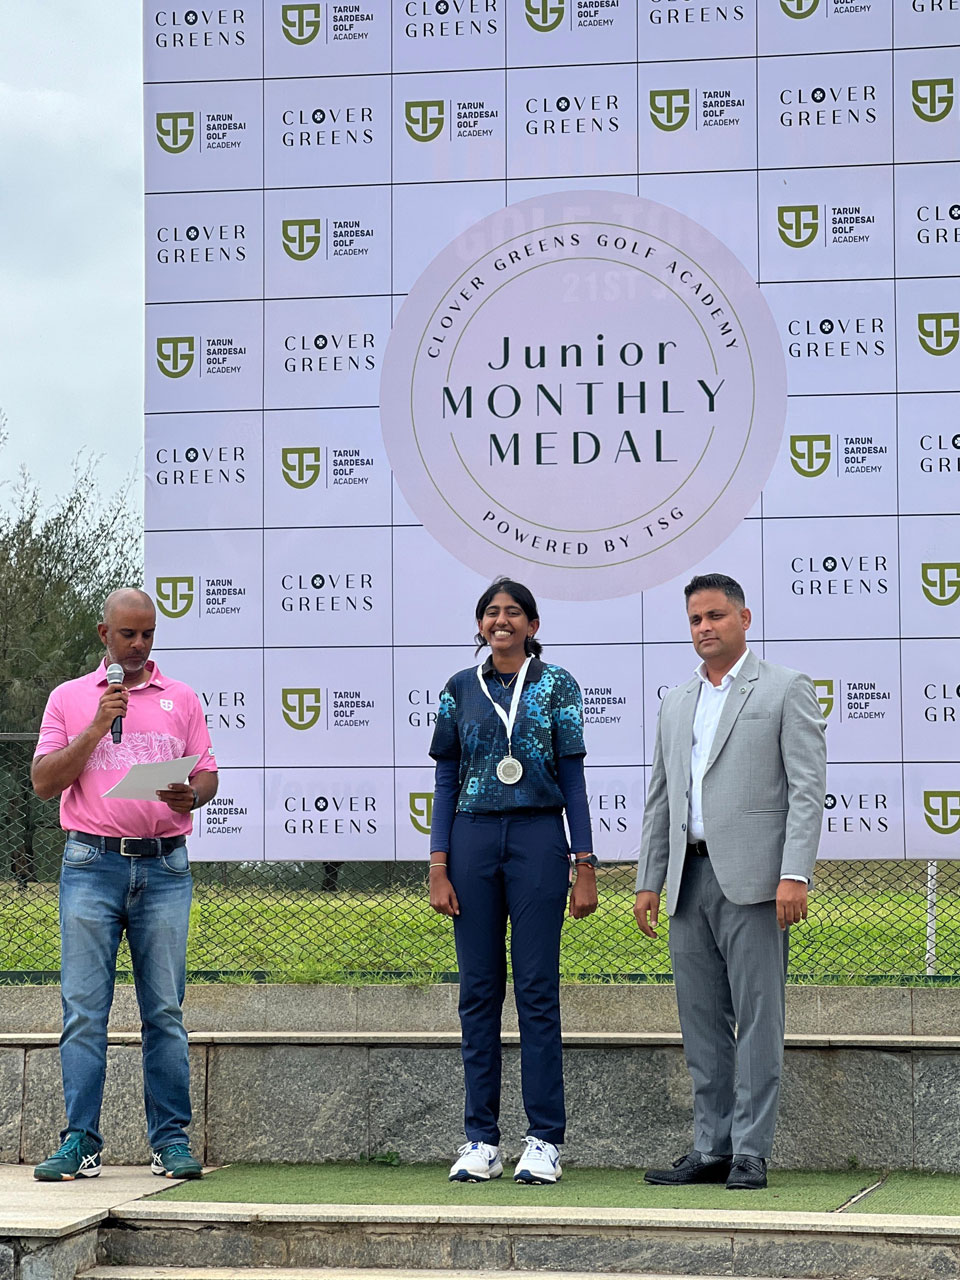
[119,838,135,857]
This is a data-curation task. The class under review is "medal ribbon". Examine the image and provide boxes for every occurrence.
[476,655,532,761]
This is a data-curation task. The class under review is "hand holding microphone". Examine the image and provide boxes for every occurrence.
[101,663,128,744]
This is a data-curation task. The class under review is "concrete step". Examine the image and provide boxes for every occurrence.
[96,1201,960,1279]
[82,1270,791,1280]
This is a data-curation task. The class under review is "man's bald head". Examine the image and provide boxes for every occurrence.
[102,588,155,626]
[98,590,156,682]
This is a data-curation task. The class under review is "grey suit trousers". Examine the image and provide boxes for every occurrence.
[669,853,789,1159]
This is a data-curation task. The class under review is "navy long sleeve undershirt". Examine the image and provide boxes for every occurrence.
[430,754,593,855]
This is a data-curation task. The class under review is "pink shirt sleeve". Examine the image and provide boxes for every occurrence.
[35,687,68,757]
[182,689,218,775]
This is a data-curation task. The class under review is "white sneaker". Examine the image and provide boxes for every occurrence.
[448,1140,503,1182]
[513,1136,562,1184]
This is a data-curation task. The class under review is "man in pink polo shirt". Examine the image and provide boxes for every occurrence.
[31,588,218,1182]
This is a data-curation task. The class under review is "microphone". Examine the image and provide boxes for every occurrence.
[106,663,124,744]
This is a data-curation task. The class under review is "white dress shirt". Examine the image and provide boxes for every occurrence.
[687,647,806,884]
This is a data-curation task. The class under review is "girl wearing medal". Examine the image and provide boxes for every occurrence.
[428,578,597,1186]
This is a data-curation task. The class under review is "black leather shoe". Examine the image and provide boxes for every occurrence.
[643,1151,733,1186]
[726,1154,767,1190]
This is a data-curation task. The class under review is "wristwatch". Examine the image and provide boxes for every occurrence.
[190,788,200,811]
[574,854,599,868]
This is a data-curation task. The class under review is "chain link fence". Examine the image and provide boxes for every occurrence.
[1,736,956,984]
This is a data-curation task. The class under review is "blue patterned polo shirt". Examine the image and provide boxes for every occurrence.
[428,655,587,813]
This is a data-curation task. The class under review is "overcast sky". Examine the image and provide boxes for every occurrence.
[0,3,143,513]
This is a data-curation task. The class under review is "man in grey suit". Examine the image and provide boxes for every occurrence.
[635,573,826,1191]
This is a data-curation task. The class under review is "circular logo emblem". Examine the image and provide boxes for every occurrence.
[380,191,786,599]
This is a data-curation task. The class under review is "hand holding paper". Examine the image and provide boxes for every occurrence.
[101,755,200,801]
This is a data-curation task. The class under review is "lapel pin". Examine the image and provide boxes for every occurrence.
[740,687,746,694]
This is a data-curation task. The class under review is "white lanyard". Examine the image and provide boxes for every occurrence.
[476,655,532,758]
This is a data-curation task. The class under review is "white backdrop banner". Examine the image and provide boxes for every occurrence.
[143,0,960,862]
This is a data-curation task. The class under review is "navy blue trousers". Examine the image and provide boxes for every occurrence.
[449,811,570,1146]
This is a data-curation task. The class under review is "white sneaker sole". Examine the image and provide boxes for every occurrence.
[514,1169,561,1184]
[449,1166,503,1182]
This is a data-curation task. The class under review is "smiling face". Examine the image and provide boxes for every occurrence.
[686,588,750,677]
[478,590,539,669]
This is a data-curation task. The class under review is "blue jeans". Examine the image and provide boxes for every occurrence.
[449,811,570,1146]
[58,837,193,1151]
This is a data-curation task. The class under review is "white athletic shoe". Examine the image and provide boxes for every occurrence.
[448,1140,503,1182]
[513,1136,562,1184]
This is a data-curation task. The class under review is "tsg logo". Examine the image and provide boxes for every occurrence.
[281,2,322,44]
[155,576,195,619]
[912,78,955,123]
[281,218,323,261]
[917,312,960,356]
[924,790,960,835]
[405,100,444,142]
[156,111,195,154]
[156,336,196,379]
[778,205,819,249]
[409,793,434,835]
[790,434,832,478]
[780,0,819,15]
[921,563,960,607]
[649,89,690,132]
[281,446,323,489]
[813,679,834,719]
[525,0,564,31]
[281,688,323,730]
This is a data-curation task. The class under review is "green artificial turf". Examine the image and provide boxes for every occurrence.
[850,1171,960,1215]
[154,1162,877,1212]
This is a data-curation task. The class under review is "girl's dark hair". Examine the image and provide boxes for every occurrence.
[474,577,543,658]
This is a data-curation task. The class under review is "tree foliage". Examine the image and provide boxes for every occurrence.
[0,416,143,733]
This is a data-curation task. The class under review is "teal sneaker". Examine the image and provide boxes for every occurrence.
[151,1143,203,1179]
[34,1132,101,1181]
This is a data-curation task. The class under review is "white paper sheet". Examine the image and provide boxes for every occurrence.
[101,755,201,801]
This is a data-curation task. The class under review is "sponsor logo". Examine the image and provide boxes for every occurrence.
[156,336,195,379]
[790,555,888,597]
[778,205,819,249]
[525,0,564,30]
[824,791,889,834]
[912,77,955,123]
[405,100,445,142]
[282,218,324,261]
[282,792,378,835]
[409,792,434,834]
[281,2,323,43]
[813,679,834,719]
[281,446,323,489]
[281,688,324,730]
[201,690,246,731]
[790,433,832,478]
[918,312,960,356]
[780,0,819,15]
[160,698,174,712]
[156,110,195,154]
[924,790,960,835]
[155,576,195,619]
[649,88,690,132]
[921,562,960,606]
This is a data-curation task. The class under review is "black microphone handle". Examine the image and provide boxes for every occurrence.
[111,716,123,745]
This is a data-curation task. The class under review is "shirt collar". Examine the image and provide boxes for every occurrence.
[694,646,750,690]
[481,653,543,684]
[95,658,166,689]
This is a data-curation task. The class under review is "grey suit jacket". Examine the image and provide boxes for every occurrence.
[635,651,827,913]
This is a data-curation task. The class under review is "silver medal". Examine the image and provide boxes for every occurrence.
[496,755,524,785]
